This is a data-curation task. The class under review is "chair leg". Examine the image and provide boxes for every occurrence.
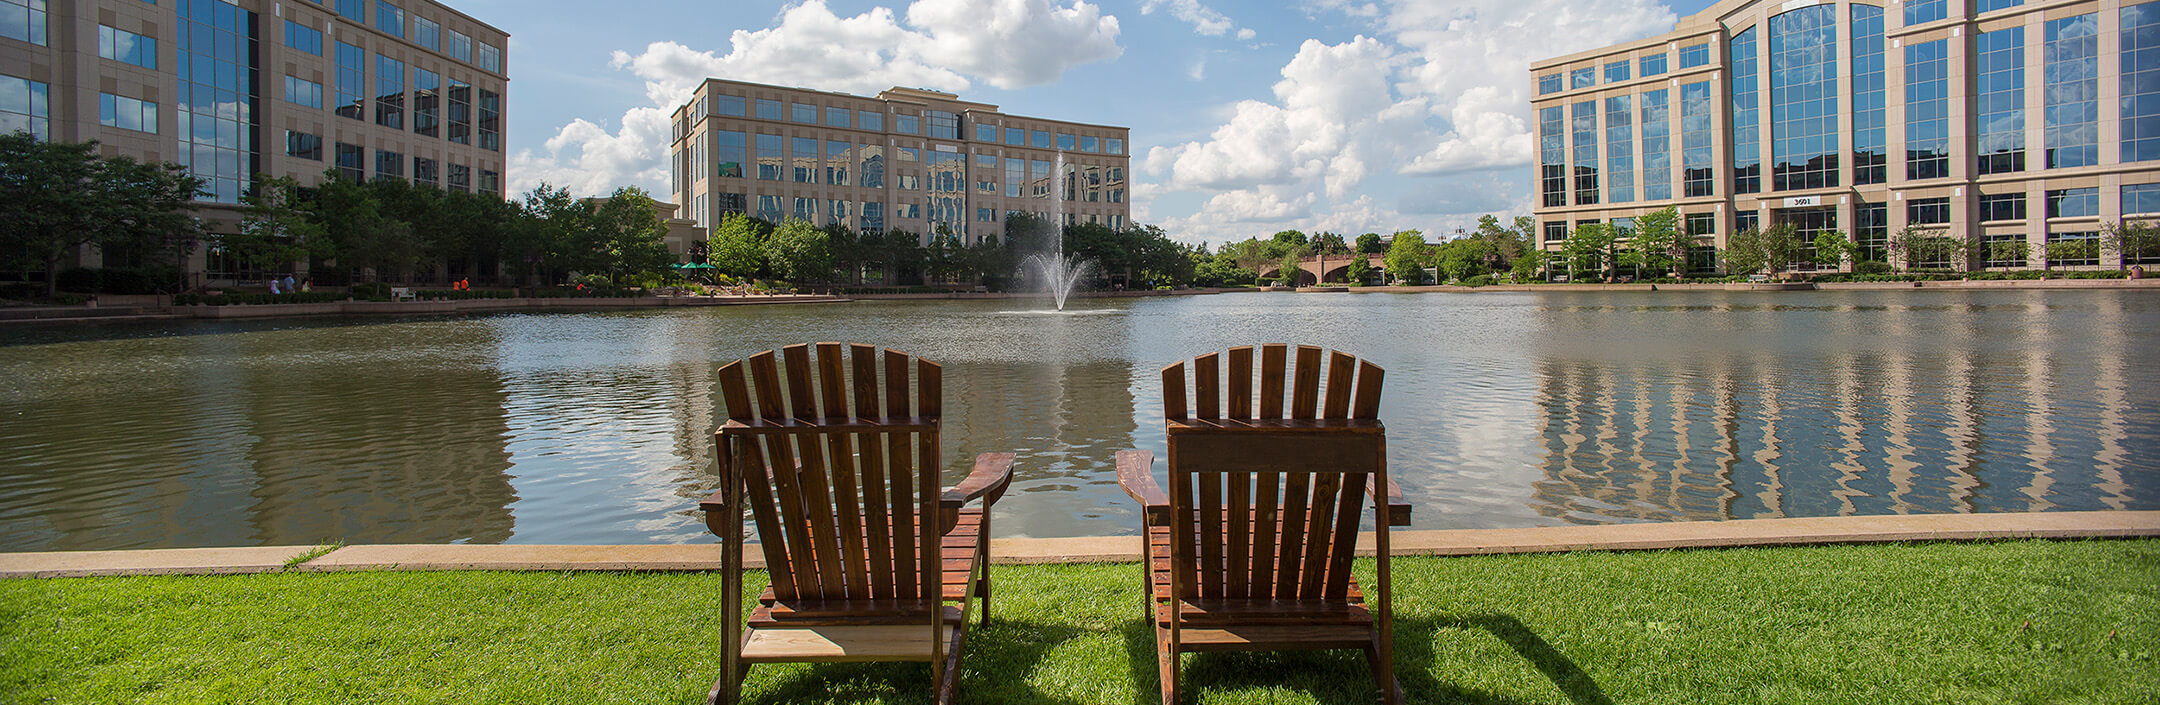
[934,633,965,705]
[705,660,744,705]
[1366,639,1403,705]
[1156,635,1180,705]
[977,570,993,625]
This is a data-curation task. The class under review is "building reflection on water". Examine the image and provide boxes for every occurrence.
[1527,296,2144,524]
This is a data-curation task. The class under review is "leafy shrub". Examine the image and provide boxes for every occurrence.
[176,292,347,306]
[416,289,516,300]
[1460,274,1495,287]
[1855,260,1894,274]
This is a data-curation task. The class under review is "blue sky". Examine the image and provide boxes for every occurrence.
[483,0,1723,245]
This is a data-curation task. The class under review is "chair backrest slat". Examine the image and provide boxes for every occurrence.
[717,344,946,606]
[1164,345,1386,604]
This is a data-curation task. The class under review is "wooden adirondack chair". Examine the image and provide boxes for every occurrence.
[699,343,1015,705]
[1118,344,1413,704]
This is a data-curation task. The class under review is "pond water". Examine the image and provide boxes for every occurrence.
[2,289,2156,551]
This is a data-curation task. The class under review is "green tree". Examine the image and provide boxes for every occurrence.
[1383,230,1430,284]
[1889,225,1967,271]
[1724,223,1802,277]
[230,174,330,279]
[1511,249,1550,281]
[1344,256,1373,285]
[1623,207,1686,278]
[1813,229,1857,270]
[2101,220,2160,270]
[1354,232,1385,254]
[1436,238,1497,282]
[314,173,421,283]
[1312,231,1351,256]
[1560,224,1616,281]
[766,218,833,283]
[0,135,205,296]
[582,187,676,285]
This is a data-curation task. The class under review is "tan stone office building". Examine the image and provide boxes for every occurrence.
[669,80,1131,245]
[1,0,508,284]
[1530,0,2159,271]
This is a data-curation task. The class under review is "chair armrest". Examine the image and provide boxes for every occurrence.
[1116,450,1170,526]
[1370,476,1412,527]
[939,452,1016,531]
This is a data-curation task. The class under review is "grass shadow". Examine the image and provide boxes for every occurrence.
[1115,614,1566,705]
[738,618,1096,705]
[1408,613,1614,705]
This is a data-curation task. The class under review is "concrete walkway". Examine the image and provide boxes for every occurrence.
[4,510,2153,579]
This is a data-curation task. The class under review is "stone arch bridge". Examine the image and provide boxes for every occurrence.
[1257,253,1386,286]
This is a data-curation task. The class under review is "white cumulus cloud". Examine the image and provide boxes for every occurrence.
[1141,0,1250,38]
[510,0,1122,197]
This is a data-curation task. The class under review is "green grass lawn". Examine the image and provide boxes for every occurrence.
[4,539,2155,704]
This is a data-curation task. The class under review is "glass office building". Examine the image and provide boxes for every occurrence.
[0,0,510,284]
[669,81,1132,246]
[1530,0,2159,272]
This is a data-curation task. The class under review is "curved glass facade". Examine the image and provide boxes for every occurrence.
[1850,4,1886,184]
[1729,27,1761,194]
[1768,5,1837,190]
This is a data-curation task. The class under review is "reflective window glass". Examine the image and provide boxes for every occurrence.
[1605,60,1629,83]
[2122,3,2160,162]
[1639,53,1667,77]
[1904,39,1950,179]
[1678,42,1709,68]
[1976,27,2025,174]
[1571,100,1598,205]
[1640,89,1671,200]
[827,106,850,128]
[2046,187,2098,218]
[0,75,49,140]
[1571,67,1595,89]
[285,20,322,55]
[1729,27,1760,194]
[1768,5,1838,191]
[1851,4,1886,184]
[2044,14,2098,168]
[1538,74,1561,94]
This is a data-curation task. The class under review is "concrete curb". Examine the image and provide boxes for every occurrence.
[4,510,2153,579]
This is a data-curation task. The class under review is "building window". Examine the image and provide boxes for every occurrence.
[99,26,158,69]
[1729,27,1760,194]
[830,199,850,229]
[2,0,46,46]
[1571,100,1598,205]
[858,143,884,188]
[413,69,438,137]
[99,93,157,133]
[756,134,782,181]
[791,136,817,183]
[478,89,500,151]
[285,20,322,55]
[791,102,817,124]
[447,163,469,192]
[1605,60,1629,83]
[375,55,405,129]
[2126,183,2160,215]
[754,195,780,222]
[896,114,919,134]
[177,0,256,204]
[1082,135,1099,153]
[286,131,321,161]
[1735,211,1760,234]
[1855,202,1889,262]
[336,41,365,120]
[1031,129,1051,148]
[858,110,882,131]
[1908,197,1950,226]
[447,29,470,63]
[1684,212,1715,237]
[476,43,500,74]
[2046,188,2098,218]
[827,139,850,186]
[336,142,364,180]
[716,192,745,217]
[1678,42,1709,68]
[1976,27,2026,174]
[1570,67,1595,89]
[1768,6,1837,191]
[1538,74,1561,94]
[1904,39,1950,180]
[336,0,363,22]
[1979,193,2026,222]
[794,197,818,223]
[716,95,744,117]
[1605,95,1633,203]
[1006,126,1024,145]
[715,130,745,178]
[285,75,323,109]
[2123,3,2160,163]
[415,16,439,52]
[1681,81,1713,197]
[1,74,49,139]
[447,79,471,144]
[860,202,884,233]
[414,156,437,185]
[1641,89,1671,201]
[1639,53,1667,77]
[1005,158,1023,197]
[375,1,403,37]
[928,110,959,139]
[1053,132,1072,151]
[480,170,499,195]
[2044,14,2098,169]
[1851,4,1886,185]
[824,106,850,129]
[1983,232,2027,267]
[976,206,995,223]
[975,122,996,141]
[1979,0,2022,11]
[1543,222,1567,242]
[1106,137,1123,154]
[375,149,404,179]
[1905,0,1944,26]
[755,99,780,120]
[2047,231,2099,265]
